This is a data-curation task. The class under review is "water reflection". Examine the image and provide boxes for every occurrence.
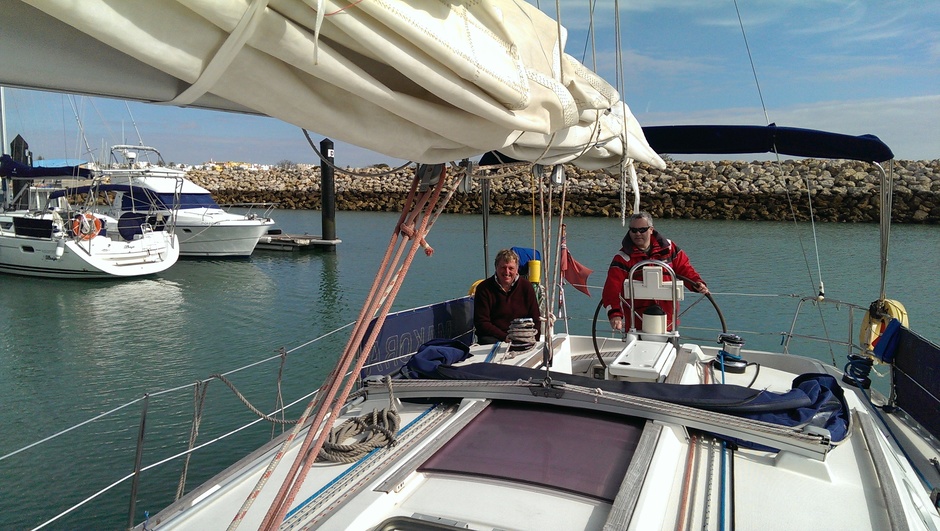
[316,251,348,334]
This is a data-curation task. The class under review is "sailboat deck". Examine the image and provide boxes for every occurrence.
[142,336,932,530]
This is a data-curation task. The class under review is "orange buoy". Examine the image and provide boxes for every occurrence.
[72,212,102,241]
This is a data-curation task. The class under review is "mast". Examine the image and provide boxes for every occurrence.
[1,86,8,209]
[1,86,8,155]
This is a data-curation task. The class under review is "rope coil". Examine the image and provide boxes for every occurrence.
[506,318,538,348]
[318,376,400,463]
[317,408,401,463]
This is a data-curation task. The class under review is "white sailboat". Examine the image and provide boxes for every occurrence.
[133,128,940,531]
[2,2,939,530]
[0,155,180,278]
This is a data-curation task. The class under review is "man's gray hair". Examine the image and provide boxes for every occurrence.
[630,211,654,225]
[495,248,520,267]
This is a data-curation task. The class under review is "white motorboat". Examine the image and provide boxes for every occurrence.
[0,155,179,279]
[101,145,275,257]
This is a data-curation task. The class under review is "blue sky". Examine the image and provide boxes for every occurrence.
[2,0,937,166]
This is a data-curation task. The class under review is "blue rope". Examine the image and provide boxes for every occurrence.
[843,355,873,388]
[484,342,501,363]
[718,441,730,530]
[715,349,742,384]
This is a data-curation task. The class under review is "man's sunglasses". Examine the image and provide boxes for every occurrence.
[629,226,651,234]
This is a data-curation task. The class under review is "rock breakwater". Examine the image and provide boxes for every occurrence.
[188,159,940,223]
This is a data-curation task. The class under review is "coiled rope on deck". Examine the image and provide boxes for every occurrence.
[317,376,400,463]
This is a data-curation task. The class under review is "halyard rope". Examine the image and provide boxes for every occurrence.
[257,167,454,530]
[225,166,456,531]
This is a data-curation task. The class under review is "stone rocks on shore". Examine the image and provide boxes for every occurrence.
[188,159,940,223]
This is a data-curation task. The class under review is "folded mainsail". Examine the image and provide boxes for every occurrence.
[4,0,665,170]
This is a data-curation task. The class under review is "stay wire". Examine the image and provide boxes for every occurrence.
[733,0,769,125]
[735,0,831,363]
[576,0,600,71]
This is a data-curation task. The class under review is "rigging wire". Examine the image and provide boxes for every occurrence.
[612,0,637,224]
[733,0,770,125]
[65,95,96,163]
[588,0,598,72]
[734,0,833,362]
[302,128,412,178]
[531,168,538,256]
[123,101,145,146]
[576,0,600,70]
[553,0,564,87]
[876,161,893,300]
[538,167,557,369]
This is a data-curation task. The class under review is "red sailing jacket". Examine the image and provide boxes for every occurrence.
[601,230,706,330]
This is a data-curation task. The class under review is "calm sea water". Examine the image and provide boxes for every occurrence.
[1,209,938,529]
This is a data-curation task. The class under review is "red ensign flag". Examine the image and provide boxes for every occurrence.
[560,231,593,296]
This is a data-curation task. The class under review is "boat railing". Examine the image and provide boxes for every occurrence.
[563,282,873,362]
[10,294,473,530]
[780,295,870,357]
[218,201,279,219]
[685,293,873,360]
[4,321,357,530]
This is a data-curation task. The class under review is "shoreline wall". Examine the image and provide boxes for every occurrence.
[188,159,940,223]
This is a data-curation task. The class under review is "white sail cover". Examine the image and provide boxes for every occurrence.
[3,0,664,170]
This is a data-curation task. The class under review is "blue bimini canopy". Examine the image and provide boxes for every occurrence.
[49,184,147,199]
[640,124,894,163]
[0,154,93,179]
[479,124,894,166]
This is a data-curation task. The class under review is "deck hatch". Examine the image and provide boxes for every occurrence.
[418,402,644,501]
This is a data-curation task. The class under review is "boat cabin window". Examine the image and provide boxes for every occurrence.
[13,217,54,238]
[419,402,644,501]
[155,192,220,209]
[121,190,219,211]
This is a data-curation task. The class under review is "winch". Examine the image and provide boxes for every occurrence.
[712,333,747,374]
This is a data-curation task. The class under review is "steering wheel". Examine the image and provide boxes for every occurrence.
[590,278,727,369]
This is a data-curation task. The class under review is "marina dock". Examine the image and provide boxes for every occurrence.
[255,231,341,251]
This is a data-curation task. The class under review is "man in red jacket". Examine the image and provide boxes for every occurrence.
[602,212,709,332]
